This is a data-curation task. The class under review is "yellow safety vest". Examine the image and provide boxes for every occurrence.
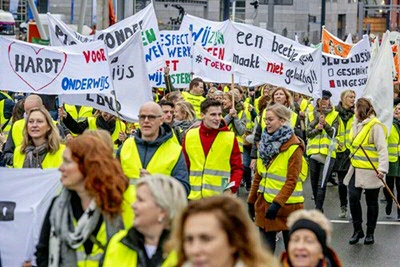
[65,104,94,122]
[185,127,235,200]
[13,144,65,168]
[306,111,339,158]
[258,144,306,204]
[87,117,126,152]
[387,124,400,163]
[119,137,182,183]
[336,115,354,153]
[0,99,12,139]
[181,91,205,119]
[228,110,246,153]
[102,230,177,267]
[243,102,255,131]
[350,117,387,170]
[75,220,107,267]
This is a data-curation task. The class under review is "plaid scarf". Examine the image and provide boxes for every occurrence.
[259,124,293,165]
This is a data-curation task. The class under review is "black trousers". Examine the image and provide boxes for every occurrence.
[348,174,380,233]
[337,170,348,207]
[259,228,289,253]
[309,158,335,211]
[383,176,400,215]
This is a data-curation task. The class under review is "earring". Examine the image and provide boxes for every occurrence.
[158,216,164,223]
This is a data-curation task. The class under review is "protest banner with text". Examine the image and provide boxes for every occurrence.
[322,35,371,105]
[47,3,164,87]
[0,37,114,95]
[60,31,152,121]
[230,22,321,98]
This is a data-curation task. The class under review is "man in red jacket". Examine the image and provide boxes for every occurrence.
[182,99,243,200]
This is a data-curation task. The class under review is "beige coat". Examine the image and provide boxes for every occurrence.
[344,115,389,189]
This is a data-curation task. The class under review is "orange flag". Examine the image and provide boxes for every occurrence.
[392,44,399,81]
[322,28,353,57]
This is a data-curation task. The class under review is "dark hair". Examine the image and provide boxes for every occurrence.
[356,97,376,121]
[200,99,222,114]
[159,100,174,109]
[67,135,128,218]
[189,78,204,91]
[12,99,25,123]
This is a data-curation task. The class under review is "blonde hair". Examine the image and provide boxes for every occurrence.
[83,129,114,154]
[136,174,188,227]
[267,103,292,122]
[340,89,356,103]
[175,101,196,121]
[21,107,61,153]
[287,209,332,244]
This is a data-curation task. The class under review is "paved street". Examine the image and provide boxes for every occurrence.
[240,176,400,266]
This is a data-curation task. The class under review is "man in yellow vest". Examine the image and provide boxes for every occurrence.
[117,102,190,194]
[182,99,243,200]
[181,78,206,118]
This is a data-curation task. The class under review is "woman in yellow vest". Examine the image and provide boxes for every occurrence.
[173,101,197,144]
[344,98,388,245]
[384,103,400,220]
[170,196,278,267]
[247,103,305,253]
[333,90,356,218]
[222,90,247,153]
[102,174,187,267]
[307,90,339,211]
[12,107,65,168]
[35,135,128,267]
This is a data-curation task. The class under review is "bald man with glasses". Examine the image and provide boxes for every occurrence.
[117,102,190,195]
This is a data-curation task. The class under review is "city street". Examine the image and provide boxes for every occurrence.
[240,176,400,266]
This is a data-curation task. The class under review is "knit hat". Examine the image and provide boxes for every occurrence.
[289,218,327,255]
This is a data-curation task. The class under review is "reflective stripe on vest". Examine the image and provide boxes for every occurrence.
[257,144,305,204]
[13,144,65,168]
[306,110,339,158]
[337,115,354,153]
[185,127,234,200]
[387,124,400,163]
[120,136,182,181]
[181,91,205,119]
[88,117,126,153]
[350,117,387,169]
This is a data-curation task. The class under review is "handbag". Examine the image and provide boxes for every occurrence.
[310,153,326,164]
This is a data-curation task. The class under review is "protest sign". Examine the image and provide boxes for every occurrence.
[158,30,192,88]
[363,31,394,134]
[0,37,114,95]
[47,3,165,87]
[322,28,353,57]
[180,14,232,61]
[230,22,321,98]
[60,31,152,121]
[322,35,371,105]
[0,168,61,267]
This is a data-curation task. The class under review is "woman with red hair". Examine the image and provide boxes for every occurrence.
[35,135,128,267]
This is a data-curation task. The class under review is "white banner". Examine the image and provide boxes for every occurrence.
[180,14,233,62]
[322,35,371,105]
[47,3,165,87]
[230,22,321,98]
[0,37,114,95]
[159,30,192,88]
[60,32,152,121]
[0,168,61,267]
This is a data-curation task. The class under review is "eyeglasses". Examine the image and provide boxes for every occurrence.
[138,115,162,121]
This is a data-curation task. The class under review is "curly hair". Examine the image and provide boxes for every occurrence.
[67,135,128,218]
[169,196,278,267]
[21,107,61,154]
